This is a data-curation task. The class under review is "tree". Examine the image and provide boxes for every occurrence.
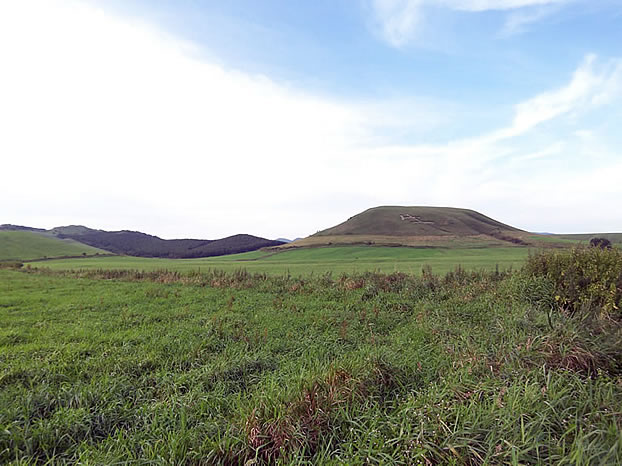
[589,237,612,249]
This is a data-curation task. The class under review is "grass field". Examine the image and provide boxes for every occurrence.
[1,264,620,464]
[274,233,516,249]
[552,232,622,244]
[27,246,530,276]
[0,231,106,261]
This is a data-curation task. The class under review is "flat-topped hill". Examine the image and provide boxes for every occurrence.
[316,206,522,237]
[278,206,528,249]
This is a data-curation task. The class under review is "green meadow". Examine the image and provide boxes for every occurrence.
[28,246,530,276]
[0,231,105,261]
[1,246,622,464]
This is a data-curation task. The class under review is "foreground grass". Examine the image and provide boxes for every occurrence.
[27,245,529,276]
[1,266,620,464]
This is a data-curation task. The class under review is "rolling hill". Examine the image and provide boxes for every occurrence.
[4,207,617,262]
[0,231,106,261]
[0,224,284,260]
[279,206,530,249]
[59,230,284,258]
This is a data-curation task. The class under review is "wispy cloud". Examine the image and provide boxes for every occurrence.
[1,1,621,236]
[370,0,424,47]
[493,55,622,139]
[500,5,560,36]
[441,0,570,12]
[370,0,574,46]
[349,54,622,231]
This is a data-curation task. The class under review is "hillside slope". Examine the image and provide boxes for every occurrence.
[317,206,521,237]
[0,231,106,261]
[1,224,285,259]
[57,230,284,258]
[279,206,527,249]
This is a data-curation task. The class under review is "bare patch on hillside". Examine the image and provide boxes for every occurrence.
[399,214,434,224]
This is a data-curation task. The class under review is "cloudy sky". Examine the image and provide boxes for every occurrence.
[1,0,621,239]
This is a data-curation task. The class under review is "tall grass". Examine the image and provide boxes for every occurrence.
[1,250,621,464]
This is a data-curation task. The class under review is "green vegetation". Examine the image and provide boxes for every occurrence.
[0,231,106,261]
[526,246,622,315]
[1,247,621,464]
[553,233,622,245]
[527,234,581,245]
[28,246,530,275]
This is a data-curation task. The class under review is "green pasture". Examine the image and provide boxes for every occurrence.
[28,245,530,275]
[1,266,620,463]
[527,234,580,245]
[553,232,622,244]
[0,231,105,261]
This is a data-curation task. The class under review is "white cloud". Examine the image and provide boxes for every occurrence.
[493,55,622,139]
[371,0,425,47]
[345,54,622,232]
[510,141,565,162]
[440,0,569,11]
[0,1,373,238]
[370,0,573,46]
[501,5,558,36]
[1,1,621,238]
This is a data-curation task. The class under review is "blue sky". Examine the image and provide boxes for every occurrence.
[1,0,621,238]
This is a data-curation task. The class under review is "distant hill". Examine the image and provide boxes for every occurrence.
[317,206,522,237]
[49,225,99,236]
[0,224,47,233]
[0,231,106,261]
[277,206,529,249]
[59,230,284,258]
[1,223,285,259]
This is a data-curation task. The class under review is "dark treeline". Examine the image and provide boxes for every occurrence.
[57,231,283,258]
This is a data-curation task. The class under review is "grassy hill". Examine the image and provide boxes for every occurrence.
[1,224,284,259]
[317,206,522,236]
[280,206,531,249]
[0,231,106,261]
[48,225,99,236]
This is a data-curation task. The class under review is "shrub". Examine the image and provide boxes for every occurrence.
[590,237,612,249]
[525,247,622,316]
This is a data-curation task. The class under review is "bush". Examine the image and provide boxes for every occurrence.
[590,237,612,249]
[525,247,622,316]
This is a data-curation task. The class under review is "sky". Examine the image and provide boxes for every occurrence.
[1,0,621,239]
